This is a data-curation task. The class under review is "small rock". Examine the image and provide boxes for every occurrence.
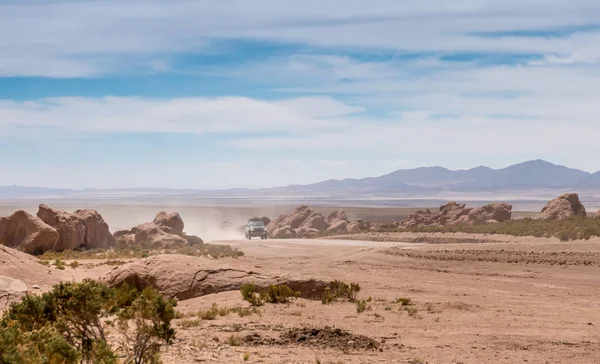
[32,284,40,289]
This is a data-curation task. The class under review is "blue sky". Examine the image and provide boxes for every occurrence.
[1,0,600,189]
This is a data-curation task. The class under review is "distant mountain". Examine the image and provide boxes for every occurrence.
[0,185,71,196]
[268,160,593,195]
[578,171,600,188]
[0,160,598,198]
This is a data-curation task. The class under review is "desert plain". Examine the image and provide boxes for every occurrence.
[2,202,600,364]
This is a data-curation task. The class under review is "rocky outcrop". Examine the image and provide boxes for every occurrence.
[1,245,62,308]
[102,254,327,301]
[37,204,86,251]
[271,226,297,239]
[266,205,369,238]
[400,202,513,229]
[327,210,348,223]
[0,210,60,254]
[115,212,203,249]
[325,220,348,234]
[153,212,184,235]
[541,193,587,220]
[468,203,513,225]
[0,275,28,309]
[73,209,116,249]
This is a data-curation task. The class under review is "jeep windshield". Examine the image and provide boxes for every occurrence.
[248,221,265,227]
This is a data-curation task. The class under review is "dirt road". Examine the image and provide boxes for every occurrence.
[160,237,600,363]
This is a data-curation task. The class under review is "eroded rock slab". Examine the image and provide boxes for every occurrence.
[102,255,327,301]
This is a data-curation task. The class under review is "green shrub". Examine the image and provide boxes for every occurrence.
[356,300,370,313]
[117,287,176,364]
[240,283,265,307]
[396,297,412,306]
[261,284,300,304]
[321,280,361,304]
[0,279,176,364]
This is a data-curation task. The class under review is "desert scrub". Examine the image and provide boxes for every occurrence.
[262,284,300,304]
[240,283,265,306]
[240,283,300,305]
[0,279,176,364]
[356,299,371,313]
[396,297,412,306]
[321,280,361,304]
[36,242,243,262]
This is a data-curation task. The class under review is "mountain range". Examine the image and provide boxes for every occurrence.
[2,160,600,198]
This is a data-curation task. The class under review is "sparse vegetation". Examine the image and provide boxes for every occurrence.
[37,242,243,262]
[198,303,221,320]
[240,283,265,306]
[243,352,251,361]
[53,258,66,270]
[240,283,300,306]
[0,279,176,364]
[321,280,361,304]
[396,297,412,306]
[227,335,242,346]
[356,299,371,313]
[262,284,300,303]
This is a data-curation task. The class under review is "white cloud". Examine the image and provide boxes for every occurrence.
[1,0,600,76]
[0,96,357,134]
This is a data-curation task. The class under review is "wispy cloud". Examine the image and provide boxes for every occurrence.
[2,0,600,77]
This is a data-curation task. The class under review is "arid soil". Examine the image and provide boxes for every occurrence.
[11,235,597,363]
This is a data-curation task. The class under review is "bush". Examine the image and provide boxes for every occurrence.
[240,283,265,307]
[0,279,176,364]
[117,287,176,364]
[261,284,300,304]
[321,281,361,304]
[240,283,300,306]
[356,300,371,313]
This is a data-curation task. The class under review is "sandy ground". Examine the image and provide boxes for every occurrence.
[6,236,600,363]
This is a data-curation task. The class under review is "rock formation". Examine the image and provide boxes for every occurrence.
[0,245,62,307]
[152,211,184,235]
[114,212,203,249]
[267,205,369,238]
[541,193,587,220]
[37,204,86,251]
[102,254,327,301]
[0,210,60,254]
[400,202,513,229]
[73,209,116,249]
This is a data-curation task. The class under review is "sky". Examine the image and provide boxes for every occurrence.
[1,0,600,189]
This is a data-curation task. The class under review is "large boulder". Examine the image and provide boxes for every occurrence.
[115,222,188,249]
[0,275,28,310]
[541,193,587,220]
[153,212,184,235]
[1,245,62,306]
[325,220,348,235]
[73,209,116,249]
[468,203,512,225]
[102,255,328,301]
[327,210,348,223]
[271,226,297,239]
[37,204,85,251]
[0,210,60,254]
[279,205,314,230]
[298,212,329,232]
